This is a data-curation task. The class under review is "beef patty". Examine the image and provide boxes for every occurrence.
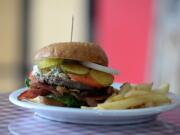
[35,73,99,91]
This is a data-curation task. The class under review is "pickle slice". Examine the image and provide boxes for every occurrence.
[60,63,89,75]
[40,68,51,74]
[38,58,63,69]
[89,70,114,86]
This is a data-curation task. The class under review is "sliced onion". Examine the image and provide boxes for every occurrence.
[81,62,119,75]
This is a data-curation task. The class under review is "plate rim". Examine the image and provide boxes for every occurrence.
[9,83,180,117]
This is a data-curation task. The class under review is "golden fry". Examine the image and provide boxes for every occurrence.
[105,94,124,102]
[132,82,153,91]
[98,93,170,110]
[97,96,146,110]
[124,89,150,97]
[118,83,131,96]
[81,82,171,110]
[155,83,169,94]
[143,93,171,105]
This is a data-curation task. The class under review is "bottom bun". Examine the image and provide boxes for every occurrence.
[29,96,64,106]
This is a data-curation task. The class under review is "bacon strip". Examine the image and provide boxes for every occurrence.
[18,90,36,100]
[18,77,56,100]
[18,88,50,100]
[19,76,115,107]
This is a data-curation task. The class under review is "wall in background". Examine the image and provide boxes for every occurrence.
[0,0,22,92]
[94,0,154,83]
[28,0,89,66]
[152,0,180,95]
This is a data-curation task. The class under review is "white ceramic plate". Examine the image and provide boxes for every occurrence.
[9,83,180,125]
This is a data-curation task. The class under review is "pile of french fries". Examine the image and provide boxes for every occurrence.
[82,83,171,110]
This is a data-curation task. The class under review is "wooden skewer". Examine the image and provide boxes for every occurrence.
[70,16,74,42]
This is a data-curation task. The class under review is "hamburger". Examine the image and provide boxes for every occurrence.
[18,42,119,107]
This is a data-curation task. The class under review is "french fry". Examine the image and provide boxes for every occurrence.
[81,82,171,110]
[97,96,146,110]
[145,102,154,107]
[155,83,169,94]
[97,93,171,110]
[104,91,119,103]
[132,82,153,91]
[118,83,132,96]
[124,89,150,97]
[144,93,171,105]
[105,94,124,102]
[105,83,131,102]
[108,89,151,102]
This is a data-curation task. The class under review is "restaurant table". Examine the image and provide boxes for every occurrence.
[1,93,180,135]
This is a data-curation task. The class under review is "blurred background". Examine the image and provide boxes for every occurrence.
[0,0,180,95]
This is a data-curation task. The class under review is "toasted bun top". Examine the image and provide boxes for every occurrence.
[34,42,108,66]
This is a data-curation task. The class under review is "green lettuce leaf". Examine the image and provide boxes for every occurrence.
[25,78,30,87]
[46,94,84,107]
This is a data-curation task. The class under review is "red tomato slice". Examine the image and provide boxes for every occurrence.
[68,74,103,88]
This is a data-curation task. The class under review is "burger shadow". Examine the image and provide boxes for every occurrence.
[8,114,180,135]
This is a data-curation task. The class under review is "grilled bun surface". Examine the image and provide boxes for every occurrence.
[34,42,108,66]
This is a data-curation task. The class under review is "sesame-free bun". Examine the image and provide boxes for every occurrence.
[34,42,108,66]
